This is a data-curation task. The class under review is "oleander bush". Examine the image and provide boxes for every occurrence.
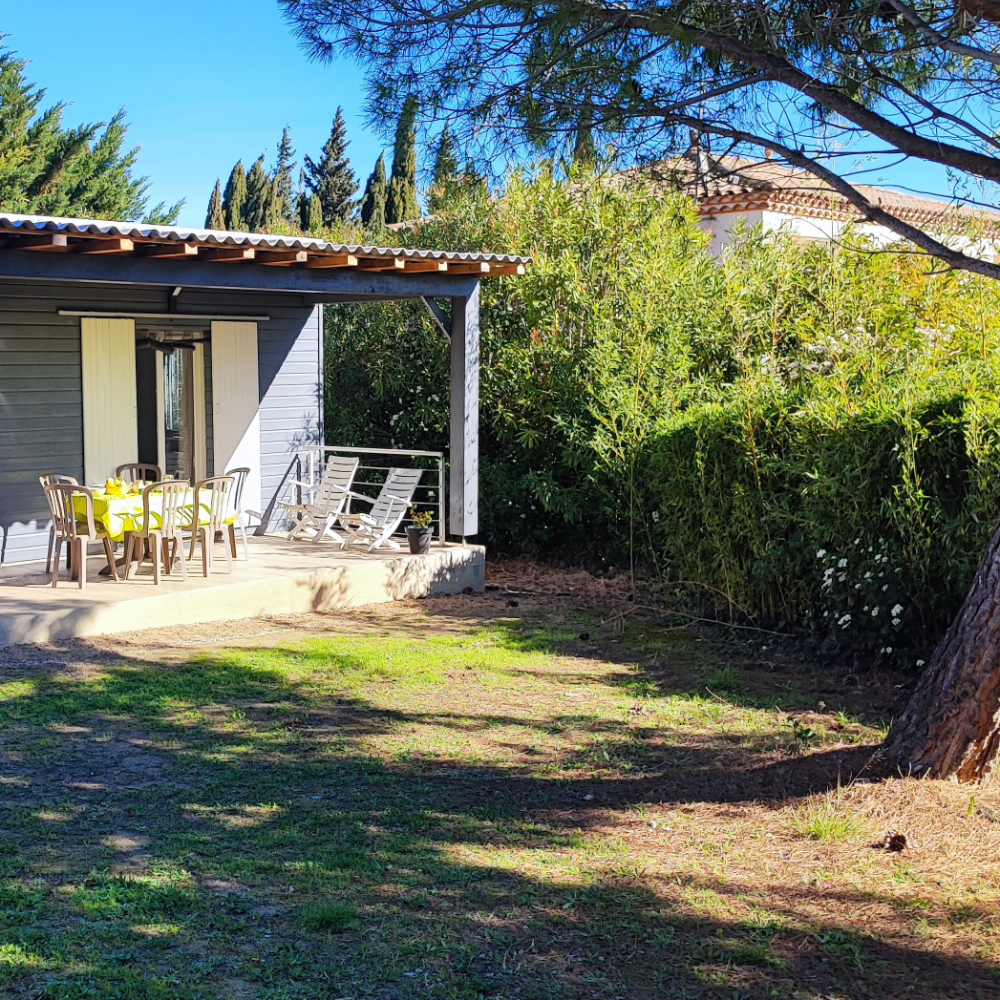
[323,165,1000,663]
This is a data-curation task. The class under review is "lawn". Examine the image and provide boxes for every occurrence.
[0,590,998,999]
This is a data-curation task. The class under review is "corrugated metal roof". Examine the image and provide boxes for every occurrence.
[0,212,531,265]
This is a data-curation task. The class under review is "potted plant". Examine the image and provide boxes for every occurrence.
[406,506,435,554]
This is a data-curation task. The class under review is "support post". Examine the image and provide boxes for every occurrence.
[449,284,480,538]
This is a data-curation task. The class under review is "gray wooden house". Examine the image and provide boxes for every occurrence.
[0,214,526,567]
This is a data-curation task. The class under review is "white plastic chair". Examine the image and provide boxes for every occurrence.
[224,466,251,560]
[280,455,360,543]
[124,481,191,584]
[188,476,236,577]
[339,467,424,552]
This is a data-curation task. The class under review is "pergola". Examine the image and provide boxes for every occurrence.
[0,213,530,538]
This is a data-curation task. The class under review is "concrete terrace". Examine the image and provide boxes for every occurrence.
[0,537,484,646]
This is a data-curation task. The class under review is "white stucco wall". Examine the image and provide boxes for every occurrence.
[700,209,997,259]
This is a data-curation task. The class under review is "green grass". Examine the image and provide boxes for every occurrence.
[0,604,991,999]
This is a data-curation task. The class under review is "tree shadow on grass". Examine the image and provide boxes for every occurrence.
[0,641,980,998]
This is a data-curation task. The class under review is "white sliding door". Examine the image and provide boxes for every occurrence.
[81,317,137,485]
[211,321,261,515]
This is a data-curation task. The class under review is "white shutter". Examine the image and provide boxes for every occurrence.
[211,321,261,515]
[81,318,137,485]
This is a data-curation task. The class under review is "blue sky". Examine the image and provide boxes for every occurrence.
[1,1,386,227]
[1,1,960,227]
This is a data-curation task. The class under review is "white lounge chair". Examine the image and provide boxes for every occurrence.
[280,455,360,543]
[339,467,425,552]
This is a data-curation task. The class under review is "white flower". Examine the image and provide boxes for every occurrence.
[838,613,852,627]
[651,511,660,523]
[916,659,926,667]
[885,647,892,654]
[882,584,888,591]
[816,549,827,559]
[891,604,903,617]
[892,618,901,626]
[871,607,879,617]
[864,572,872,579]
[837,558,848,568]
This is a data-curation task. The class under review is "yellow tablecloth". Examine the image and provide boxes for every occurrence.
[72,490,232,543]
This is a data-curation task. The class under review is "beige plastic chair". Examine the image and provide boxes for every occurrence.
[116,463,162,484]
[42,483,120,589]
[188,476,236,577]
[123,481,191,584]
[224,467,251,560]
[39,473,78,573]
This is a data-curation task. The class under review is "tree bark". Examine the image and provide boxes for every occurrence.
[883,517,1000,782]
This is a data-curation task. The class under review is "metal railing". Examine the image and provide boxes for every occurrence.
[262,445,446,545]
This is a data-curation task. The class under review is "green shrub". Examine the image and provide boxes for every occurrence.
[323,164,1000,665]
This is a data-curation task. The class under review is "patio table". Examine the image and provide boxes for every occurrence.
[71,490,235,578]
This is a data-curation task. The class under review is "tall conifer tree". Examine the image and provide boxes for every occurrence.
[428,124,459,211]
[385,95,419,224]
[303,108,357,224]
[0,48,180,222]
[222,161,247,230]
[244,153,272,232]
[205,179,225,229]
[358,153,387,229]
[297,191,323,233]
[273,126,296,222]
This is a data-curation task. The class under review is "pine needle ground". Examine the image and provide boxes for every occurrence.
[0,576,997,998]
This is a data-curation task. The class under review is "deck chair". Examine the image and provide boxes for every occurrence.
[339,467,424,552]
[280,455,359,543]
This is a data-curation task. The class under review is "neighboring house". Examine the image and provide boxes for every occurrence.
[632,154,1000,257]
[0,213,526,566]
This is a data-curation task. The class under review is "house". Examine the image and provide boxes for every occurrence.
[632,154,1000,257]
[0,213,527,568]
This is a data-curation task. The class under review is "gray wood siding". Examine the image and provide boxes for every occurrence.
[0,282,321,565]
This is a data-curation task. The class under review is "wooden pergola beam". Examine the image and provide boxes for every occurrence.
[135,243,199,259]
[303,253,358,269]
[72,237,134,255]
[355,257,406,271]
[483,263,526,276]
[5,233,68,251]
[447,262,491,275]
[199,247,256,262]
[402,260,448,273]
[256,250,308,266]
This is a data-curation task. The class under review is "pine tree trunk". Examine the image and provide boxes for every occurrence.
[883,517,1000,782]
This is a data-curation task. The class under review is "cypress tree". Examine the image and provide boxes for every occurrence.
[303,107,357,225]
[385,95,419,224]
[0,48,180,222]
[297,191,323,233]
[273,126,296,222]
[358,153,387,229]
[222,160,247,231]
[244,153,272,232]
[205,179,225,229]
[428,124,459,211]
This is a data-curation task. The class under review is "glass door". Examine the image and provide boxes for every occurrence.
[163,348,196,480]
